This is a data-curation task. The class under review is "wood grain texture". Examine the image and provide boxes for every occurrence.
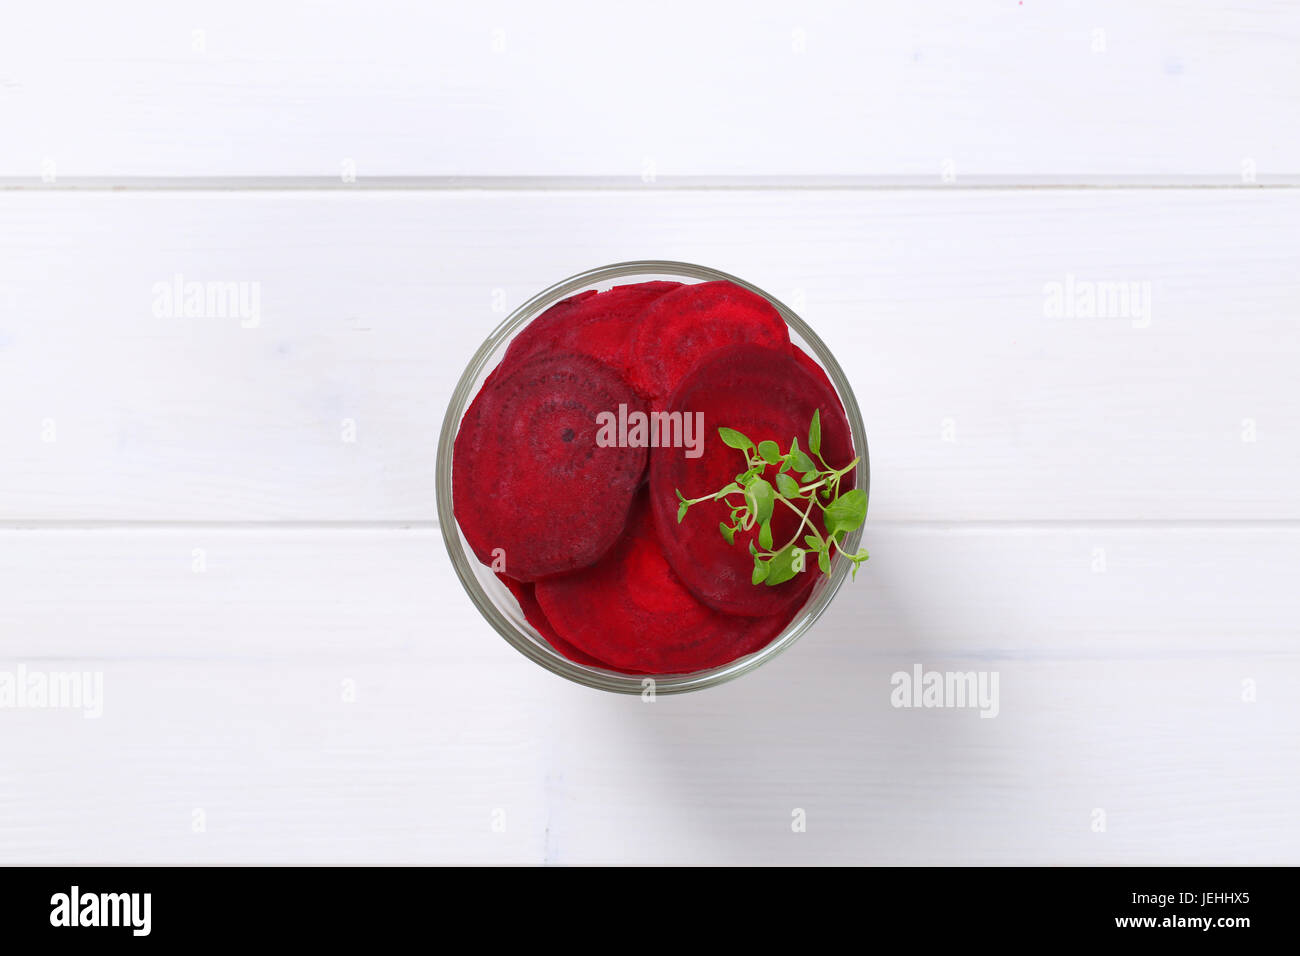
[2,527,1296,661]
[2,2,1297,867]
[1,189,1295,521]
[2,1,1298,179]
[1,528,1295,864]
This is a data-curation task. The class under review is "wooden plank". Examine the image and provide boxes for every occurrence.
[1,526,1295,660]
[1,189,1296,521]
[2,2,1297,179]
[2,656,1291,864]
[1,528,1294,864]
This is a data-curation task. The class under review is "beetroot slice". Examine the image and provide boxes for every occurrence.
[502,281,680,383]
[496,573,609,669]
[790,344,839,404]
[453,349,647,581]
[535,493,795,674]
[629,280,790,403]
[649,343,856,618]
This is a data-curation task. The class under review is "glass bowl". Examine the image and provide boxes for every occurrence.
[435,261,869,694]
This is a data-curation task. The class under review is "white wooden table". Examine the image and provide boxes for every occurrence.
[1,1,1297,865]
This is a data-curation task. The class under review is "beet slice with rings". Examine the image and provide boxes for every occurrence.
[649,343,857,618]
[496,573,610,669]
[535,493,796,674]
[502,281,681,383]
[453,349,647,582]
[628,280,791,403]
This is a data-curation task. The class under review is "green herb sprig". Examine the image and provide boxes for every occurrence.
[675,410,870,586]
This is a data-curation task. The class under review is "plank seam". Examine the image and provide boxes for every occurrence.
[2,176,1299,192]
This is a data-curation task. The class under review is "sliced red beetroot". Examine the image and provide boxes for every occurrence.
[791,343,834,397]
[496,573,609,669]
[502,281,680,383]
[629,281,790,403]
[535,493,795,674]
[453,349,647,581]
[649,343,856,617]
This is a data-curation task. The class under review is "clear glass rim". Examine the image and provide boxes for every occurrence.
[435,260,870,694]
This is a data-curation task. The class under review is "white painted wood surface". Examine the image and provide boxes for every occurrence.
[2,527,1296,864]
[3,1,1299,180]
[2,190,1295,522]
[0,2,1297,865]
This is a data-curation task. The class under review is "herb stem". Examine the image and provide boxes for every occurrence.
[772,493,820,550]
[676,419,867,587]
[797,456,859,496]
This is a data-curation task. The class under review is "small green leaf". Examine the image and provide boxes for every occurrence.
[824,488,867,537]
[673,420,867,591]
[718,427,753,450]
[763,544,802,586]
[712,482,740,500]
[745,478,775,526]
